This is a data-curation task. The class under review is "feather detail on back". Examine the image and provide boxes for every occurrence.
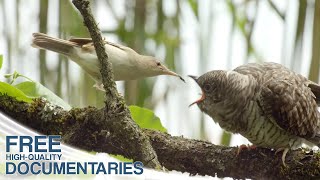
[69,37,129,51]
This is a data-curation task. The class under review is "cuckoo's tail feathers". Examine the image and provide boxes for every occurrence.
[32,33,80,56]
[309,83,320,106]
[309,135,320,148]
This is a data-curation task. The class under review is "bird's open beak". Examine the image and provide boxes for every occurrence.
[188,75,198,82]
[162,66,185,82]
[188,75,205,107]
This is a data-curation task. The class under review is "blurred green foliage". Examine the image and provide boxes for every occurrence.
[309,0,320,83]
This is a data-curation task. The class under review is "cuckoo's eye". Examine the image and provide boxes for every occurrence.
[156,61,161,66]
[203,84,212,92]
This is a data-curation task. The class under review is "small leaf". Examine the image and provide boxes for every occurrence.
[15,81,72,110]
[129,106,167,132]
[0,55,3,70]
[0,82,33,103]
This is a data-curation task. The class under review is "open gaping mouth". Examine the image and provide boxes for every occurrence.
[189,89,205,107]
[188,75,205,107]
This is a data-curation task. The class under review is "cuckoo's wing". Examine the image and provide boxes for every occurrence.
[235,62,320,140]
[258,71,320,139]
[308,82,320,106]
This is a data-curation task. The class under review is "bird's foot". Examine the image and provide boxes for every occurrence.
[274,148,289,167]
[236,144,257,155]
[93,83,105,92]
[274,148,284,155]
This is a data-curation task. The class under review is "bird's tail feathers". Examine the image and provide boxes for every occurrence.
[309,82,320,106]
[32,33,79,56]
[309,135,320,148]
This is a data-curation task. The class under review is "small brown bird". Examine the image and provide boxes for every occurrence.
[31,33,184,90]
[189,62,320,165]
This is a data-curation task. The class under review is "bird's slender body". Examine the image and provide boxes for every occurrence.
[31,33,184,90]
[190,62,320,162]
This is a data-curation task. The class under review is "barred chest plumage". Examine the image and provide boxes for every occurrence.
[199,71,305,150]
[206,94,304,149]
[241,100,304,149]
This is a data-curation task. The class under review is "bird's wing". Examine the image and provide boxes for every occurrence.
[105,41,139,55]
[105,41,126,50]
[308,82,320,106]
[69,37,134,52]
[235,62,320,139]
[259,70,319,139]
[68,37,95,53]
[68,37,93,45]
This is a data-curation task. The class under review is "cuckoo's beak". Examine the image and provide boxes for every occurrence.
[188,75,198,82]
[188,75,205,107]
[162,66,185,82]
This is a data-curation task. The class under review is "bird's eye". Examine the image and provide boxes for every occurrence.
[203,84,211,92]
[156,62,161,66]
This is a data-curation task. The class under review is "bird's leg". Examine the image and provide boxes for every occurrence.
[274,148,284,155]
[237,144,248,156]
[102,37,107,44]
[274,148,289,167]
[93,83,105,92]
[248,144,257,150]
[82,42,94,49]
[236,144,257,155]
[281,148,289,167]
[93,83,124,97]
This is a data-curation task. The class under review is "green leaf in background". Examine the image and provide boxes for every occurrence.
[188,0,198,19]
[129,106,167,132]
[0,82,33,103]
[0,55,3,70]
[14,81,72,110]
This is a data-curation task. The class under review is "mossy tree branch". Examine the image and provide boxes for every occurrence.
[0,96,319,179]
[71,0,160,168]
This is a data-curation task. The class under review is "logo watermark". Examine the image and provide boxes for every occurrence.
[5,135,143,175]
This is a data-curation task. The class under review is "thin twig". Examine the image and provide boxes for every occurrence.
[267,0,285,20]
[71,0,161,168]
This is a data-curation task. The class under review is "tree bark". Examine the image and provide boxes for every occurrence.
[0,95,319,179]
